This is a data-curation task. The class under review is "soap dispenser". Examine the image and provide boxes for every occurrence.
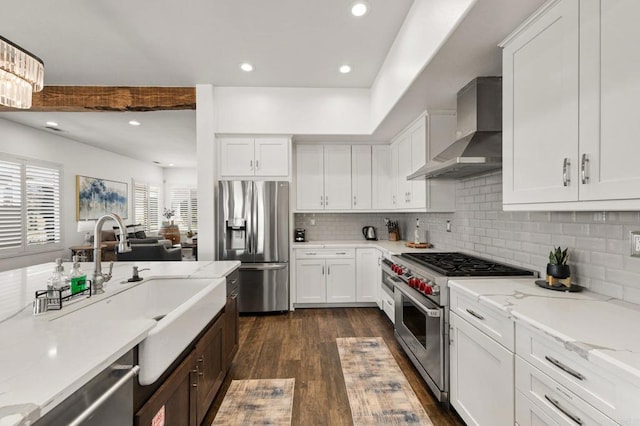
[414,218,420,244]
[69,255,87,295]
[47,258,68,300]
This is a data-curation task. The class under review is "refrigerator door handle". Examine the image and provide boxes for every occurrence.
[239,263,288,271]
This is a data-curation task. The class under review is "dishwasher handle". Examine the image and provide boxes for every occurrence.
[68,365,140,426]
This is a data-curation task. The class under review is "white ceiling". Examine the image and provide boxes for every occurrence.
[0,0,546,167]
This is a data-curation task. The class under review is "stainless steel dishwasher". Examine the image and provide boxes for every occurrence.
[36,349,138,425]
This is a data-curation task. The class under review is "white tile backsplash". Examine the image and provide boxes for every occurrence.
[296,171,640,302]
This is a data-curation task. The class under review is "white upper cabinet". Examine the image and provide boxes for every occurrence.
[219,137,290,178]
[323,145,352,210]
[351,145,372,210]
[295,145,351,211]
[502,0,640,210]
[296,145,324,210]
[372,145,393,209]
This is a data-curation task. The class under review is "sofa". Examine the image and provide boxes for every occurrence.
[115,243,182,262]
[95,227,173,261]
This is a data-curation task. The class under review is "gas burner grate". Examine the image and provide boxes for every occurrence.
[400,252,534,277]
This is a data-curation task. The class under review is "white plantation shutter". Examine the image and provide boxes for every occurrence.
[26,164,61,246]
[0,160,23,251]
[169,186,197,232]
[0,155,62,256]
[134,181,160,233]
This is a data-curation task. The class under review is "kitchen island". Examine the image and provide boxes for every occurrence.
[0,260,240,426]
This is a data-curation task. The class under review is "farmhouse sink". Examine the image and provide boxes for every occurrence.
[53,276,227,386]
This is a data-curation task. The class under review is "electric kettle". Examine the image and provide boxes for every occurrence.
[362,226,377,241]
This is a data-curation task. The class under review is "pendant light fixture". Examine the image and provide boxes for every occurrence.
[0,35,44,109]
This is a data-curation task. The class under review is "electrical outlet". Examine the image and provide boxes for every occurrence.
[446,220,452,233]
[631,231,640,257]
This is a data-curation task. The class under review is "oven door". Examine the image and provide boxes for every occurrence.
[394,283,444,396]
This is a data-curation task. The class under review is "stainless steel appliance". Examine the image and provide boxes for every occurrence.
[294,228,306,242]
[408,77,503,180]
[362,226,377,241]
[382,252,536,404]
[217,181,289,313]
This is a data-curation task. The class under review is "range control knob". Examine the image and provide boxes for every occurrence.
[423,285,433,295]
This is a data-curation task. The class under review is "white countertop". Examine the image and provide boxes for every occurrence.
[292,239,442,255]
[448,278,640,384]
[0,260,240,426]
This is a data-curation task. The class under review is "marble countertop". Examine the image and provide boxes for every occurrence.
[448,278,640,384]
[291,240,442,255]
[0,260,240,426]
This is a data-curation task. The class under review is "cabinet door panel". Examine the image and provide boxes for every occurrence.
[372,146,393,209]
[450,312,514,426]
[296,260,326,303]
[223,294,239,370]
[220,138,255,176]
[326,259,356,303]
[503,0,579,204]
[194,315,225,425]
[579,0,640,200]
[255,138,289,176]
[396,136,412,209]
[390,143,399,208]
[355,248,379,303]
[324,145,352,210]
[296,145,324,210]
[351,145,372,209]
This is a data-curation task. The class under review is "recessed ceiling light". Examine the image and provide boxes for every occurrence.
[351,1,369,17]
[128,120,141,126]
[168,163,175,167]
[45,121,58,127]
[340,65,352,74]
[240,63,254,72]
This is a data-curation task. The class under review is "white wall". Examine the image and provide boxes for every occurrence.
[196,84,216,261]
[0,118,164,271]
[214,87,371,135]
[370,0,476,127]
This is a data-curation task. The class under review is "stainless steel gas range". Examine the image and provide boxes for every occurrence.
[381,252,536,405]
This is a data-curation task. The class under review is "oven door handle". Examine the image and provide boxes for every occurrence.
[396,285,441,317]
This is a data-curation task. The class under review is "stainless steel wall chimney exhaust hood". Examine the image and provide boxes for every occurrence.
[408,77,502,180]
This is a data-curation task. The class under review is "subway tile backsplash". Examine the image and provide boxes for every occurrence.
[295,171,640,304]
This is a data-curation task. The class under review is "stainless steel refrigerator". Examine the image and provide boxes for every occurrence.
[217,181,289,313]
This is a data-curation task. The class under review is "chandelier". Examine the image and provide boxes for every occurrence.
[0,35,44,109]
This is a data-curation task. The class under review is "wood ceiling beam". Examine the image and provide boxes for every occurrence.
[0,86,196,112]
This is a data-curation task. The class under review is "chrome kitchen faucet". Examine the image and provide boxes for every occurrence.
[92,213,131,294]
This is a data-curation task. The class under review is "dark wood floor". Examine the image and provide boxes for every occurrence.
[204,308,463,425]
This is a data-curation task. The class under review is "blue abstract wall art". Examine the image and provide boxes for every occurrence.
[76,175,128,220]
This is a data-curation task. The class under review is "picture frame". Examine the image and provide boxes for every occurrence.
[76,175,128,220]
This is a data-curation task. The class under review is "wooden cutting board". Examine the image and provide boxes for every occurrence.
[404,242,432,249]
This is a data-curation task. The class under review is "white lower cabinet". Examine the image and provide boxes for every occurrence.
[355,248,380,304]
[295,249,355,304]
[450,311,514,426]
[515,390,556,426]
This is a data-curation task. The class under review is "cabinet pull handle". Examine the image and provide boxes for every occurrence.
[250,160,253,171]
[327,265,331,275]
[544,356,585,381]
[320,195,323,206]
[378,257,381,266]
[336,252,347,255]
[306,252,317,255]
[256,159,260,170]
[354,196,356,206]
[393,195,396,205]
[386,299,393,306]
[325,195,328,206]
[322,265,324,275]
[198,356,205,377]
[581,153,589,184]
[562,158,571,187]
[191,369,198,387]
[544,395,583,425]
[465,308,485,321]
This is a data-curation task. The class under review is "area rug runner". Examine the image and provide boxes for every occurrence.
[336,337,433,425]
[212,378,295,425]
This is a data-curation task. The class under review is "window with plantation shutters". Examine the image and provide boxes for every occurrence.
[0,154,62,256]
[168,186,197,232]
[134,181,160,233]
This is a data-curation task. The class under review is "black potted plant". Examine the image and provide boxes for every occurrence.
[547,246,570,285]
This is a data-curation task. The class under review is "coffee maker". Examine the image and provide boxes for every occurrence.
[294,228,306,242]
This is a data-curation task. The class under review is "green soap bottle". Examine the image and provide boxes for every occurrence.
[69,255,87,295]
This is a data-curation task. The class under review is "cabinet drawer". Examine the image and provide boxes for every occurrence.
[450,288,514,351]
[516,356,616,426]
[515,390,556,426]
[516,324,638,424]
[295,248,355,259]
[380,290,394,324]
